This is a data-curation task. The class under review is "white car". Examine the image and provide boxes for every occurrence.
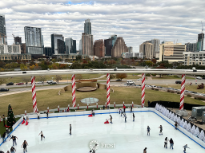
[151,85,157,88]
[196,77,202,80]
[35,81,43,84]
[127,80,135,84]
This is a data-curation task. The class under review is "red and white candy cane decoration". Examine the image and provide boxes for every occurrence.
[31,76,38,112]
[180,74,186,110]
[106,73,110,106]
[72,74,76,107]
[141,73,145,108]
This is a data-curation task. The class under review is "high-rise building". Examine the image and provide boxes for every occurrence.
[151,39,160,58]
[128,47,133,53]
[159,42,186,63]
[81,33,93,55]
[45,47,52,57]
[57,39,66,54]
[197,33,204,51]
[0,14,7,45]
[51,34,64,55]
[139,42,154,59]
[111,37,128,58]
[94,39,105,58]
[14,37,22,45]
[104,38,112,56]
[24,26,43,54]
[0,44,21,54]
[65,38,76,54]
[110,35,117,46]
[84,19,91,35]
[79,39,82,55]
[21,43,26,54]
[185,43,197,52]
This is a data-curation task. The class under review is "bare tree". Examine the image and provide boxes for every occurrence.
[55,75,62,84]
[40,75,47,85]
[0,78,6,85]
[22,77,30,86]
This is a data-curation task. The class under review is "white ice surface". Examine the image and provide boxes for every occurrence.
[0,111,204,153]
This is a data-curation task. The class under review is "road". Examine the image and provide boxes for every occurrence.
[0,79,204,96]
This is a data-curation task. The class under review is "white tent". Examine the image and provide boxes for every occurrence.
[180,119,184,127]
[186,123,191,132]
[171,113,175,121]
[183,121,188,129]
[194,127,200,137]
[155,103,158,110]
[174,115,178,122]
[177,117,181,124]
[199,130,205,141]
[191,125,196,135]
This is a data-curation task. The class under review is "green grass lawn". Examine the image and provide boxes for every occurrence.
[0,87,205,117]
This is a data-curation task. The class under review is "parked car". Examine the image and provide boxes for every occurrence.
[145,85,152,88]
[175,81,182,84]
[35,81,43,84]
[48,82,57,85]
[151,85,157,88]
[0,88,9,92]
[6,82,14,86]
[196,76,202,80]
[47,80,53,84]
[16,82,24,85]
[116,79,121,81]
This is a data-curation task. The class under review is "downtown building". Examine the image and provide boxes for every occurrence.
[0,14,7,45]
[51,34,65,55]
[183,51,205,66]
[111,37,128,58]
[65,38,76,54]
[158,41,186,63]
[185,42,197,52]
[139,42,154,59]
[24,26,44,55]
[197,33,204,51]
[93,39,105,58]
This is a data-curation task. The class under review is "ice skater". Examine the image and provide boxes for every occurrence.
[130,105,132,112]
[169,138,174,149]
[183,144,190,153]
[143,147,147,153]
[70,124,72,135]
[164,137,168,148]
[121,110,123,117]
[46,111,48,119]
[92,109,95,116]
[110,115,112,124]
[38,131,45,141]
[175,122,178,130]
[9,135,18,146]
[133,113,135,122]
[119,108,121,114]
[124,113,127,123]
[21,140,28,153]
[2,132,6,143]
[147,126,150,136]
[159,125,163,135]
[10,146,16,153]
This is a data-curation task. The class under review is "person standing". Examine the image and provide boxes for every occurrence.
[124,114,127,123]
[159,125,163,135]
[10,135,18,146]
[133,113,135,122]
[123,105,126,113]
[110,115,112,124]
[46,111,48,119]
[38,131,45,141]
[143,147,147,153]
[183,144,190,153]
[21,140,28,153]
[170,138,174,149]
[10,146,16,153]
[164,137,168,148]
[70,124,72,135]
[147,126,150,136]
[3,115,5,127]
[130,105,132,112]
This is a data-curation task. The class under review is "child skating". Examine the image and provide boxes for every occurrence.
[70,124,72,135]
[9,135,18,146]
[159,125,163,135]
[133,113,135,122]
[110,115,112,124]
[21,140,28,153]
[164,137,168,148]
[147,126,150,136]
[183,144,190,153]
[39,131,45,140]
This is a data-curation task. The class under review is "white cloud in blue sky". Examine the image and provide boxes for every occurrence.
[1,0,205,52]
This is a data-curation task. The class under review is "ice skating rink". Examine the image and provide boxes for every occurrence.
[0,111,205,153]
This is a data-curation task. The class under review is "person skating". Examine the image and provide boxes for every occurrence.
[124,114,127,123]
[10,146,16,153]
[170,138,174,149]
[147,126,150,136]
[183,144,190,153]
[175,122,178,130]
[46,111,48,119]
[133,113,135,122]
[119,108,121,114]
[159,125,163,135]
[69,124,72,135]
[9,135,18,146]
[143,147,147,153]
[38,131,45,141]
[92,109,95,116]
[123,105,126,113]
[110,115,112,124]
[164,137,168,148]
[121,110,123,117]
[21,140,28,153]
[130,105,132,112]
[2,132,6,143]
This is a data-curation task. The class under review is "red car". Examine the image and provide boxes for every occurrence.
[16,82,24,85]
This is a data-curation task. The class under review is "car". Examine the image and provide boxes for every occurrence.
[175,81,182,84]
[127,80,135,84]
[151,85,157,88]
[35,81,43,84]
[47,80,53,84]
[16,82,24,85]
[48,82,57,85]
[0,88,9,92]
[145,85,152,88]
[116,79,121,81]
[6,82,14,86]
[196,77,202,80]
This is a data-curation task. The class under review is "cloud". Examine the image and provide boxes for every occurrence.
[2,0,205,52]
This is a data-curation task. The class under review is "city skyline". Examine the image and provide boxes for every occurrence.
[1,0,205,52]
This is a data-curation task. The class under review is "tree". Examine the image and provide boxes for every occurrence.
[7,104,16,127]
[75,74,82,80]
[0,78,6,85]
[110,74,115,80]
[76,55,82,61]
[20,64,28,71]
[145,61,153,67]
[22,77,30,86]
[40,75,47,85]
[55,75,62,84]
[116,73,127,80]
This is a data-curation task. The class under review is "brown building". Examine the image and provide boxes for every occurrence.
[82,33,93,55]
[139,42,154,59]
[93,39,105,58]
[21,43,26,54]
[111,37,128,58]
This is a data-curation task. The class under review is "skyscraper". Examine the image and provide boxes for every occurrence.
[185,43,197,52]
[104,38,112,56]
[197,33,204,51]
[139,42,154,59]
[81,33,93,55]
[51,34,64,55]
[24,26,44,54]
[65,38,76,54]
[151,39,160,58]
[57,39,66,54]
[111,37,128,58]
[84,19,91,35]
[94,39,105,58]
[0,14,7,45]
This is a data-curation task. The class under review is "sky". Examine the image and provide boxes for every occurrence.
[0,0,205,52]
